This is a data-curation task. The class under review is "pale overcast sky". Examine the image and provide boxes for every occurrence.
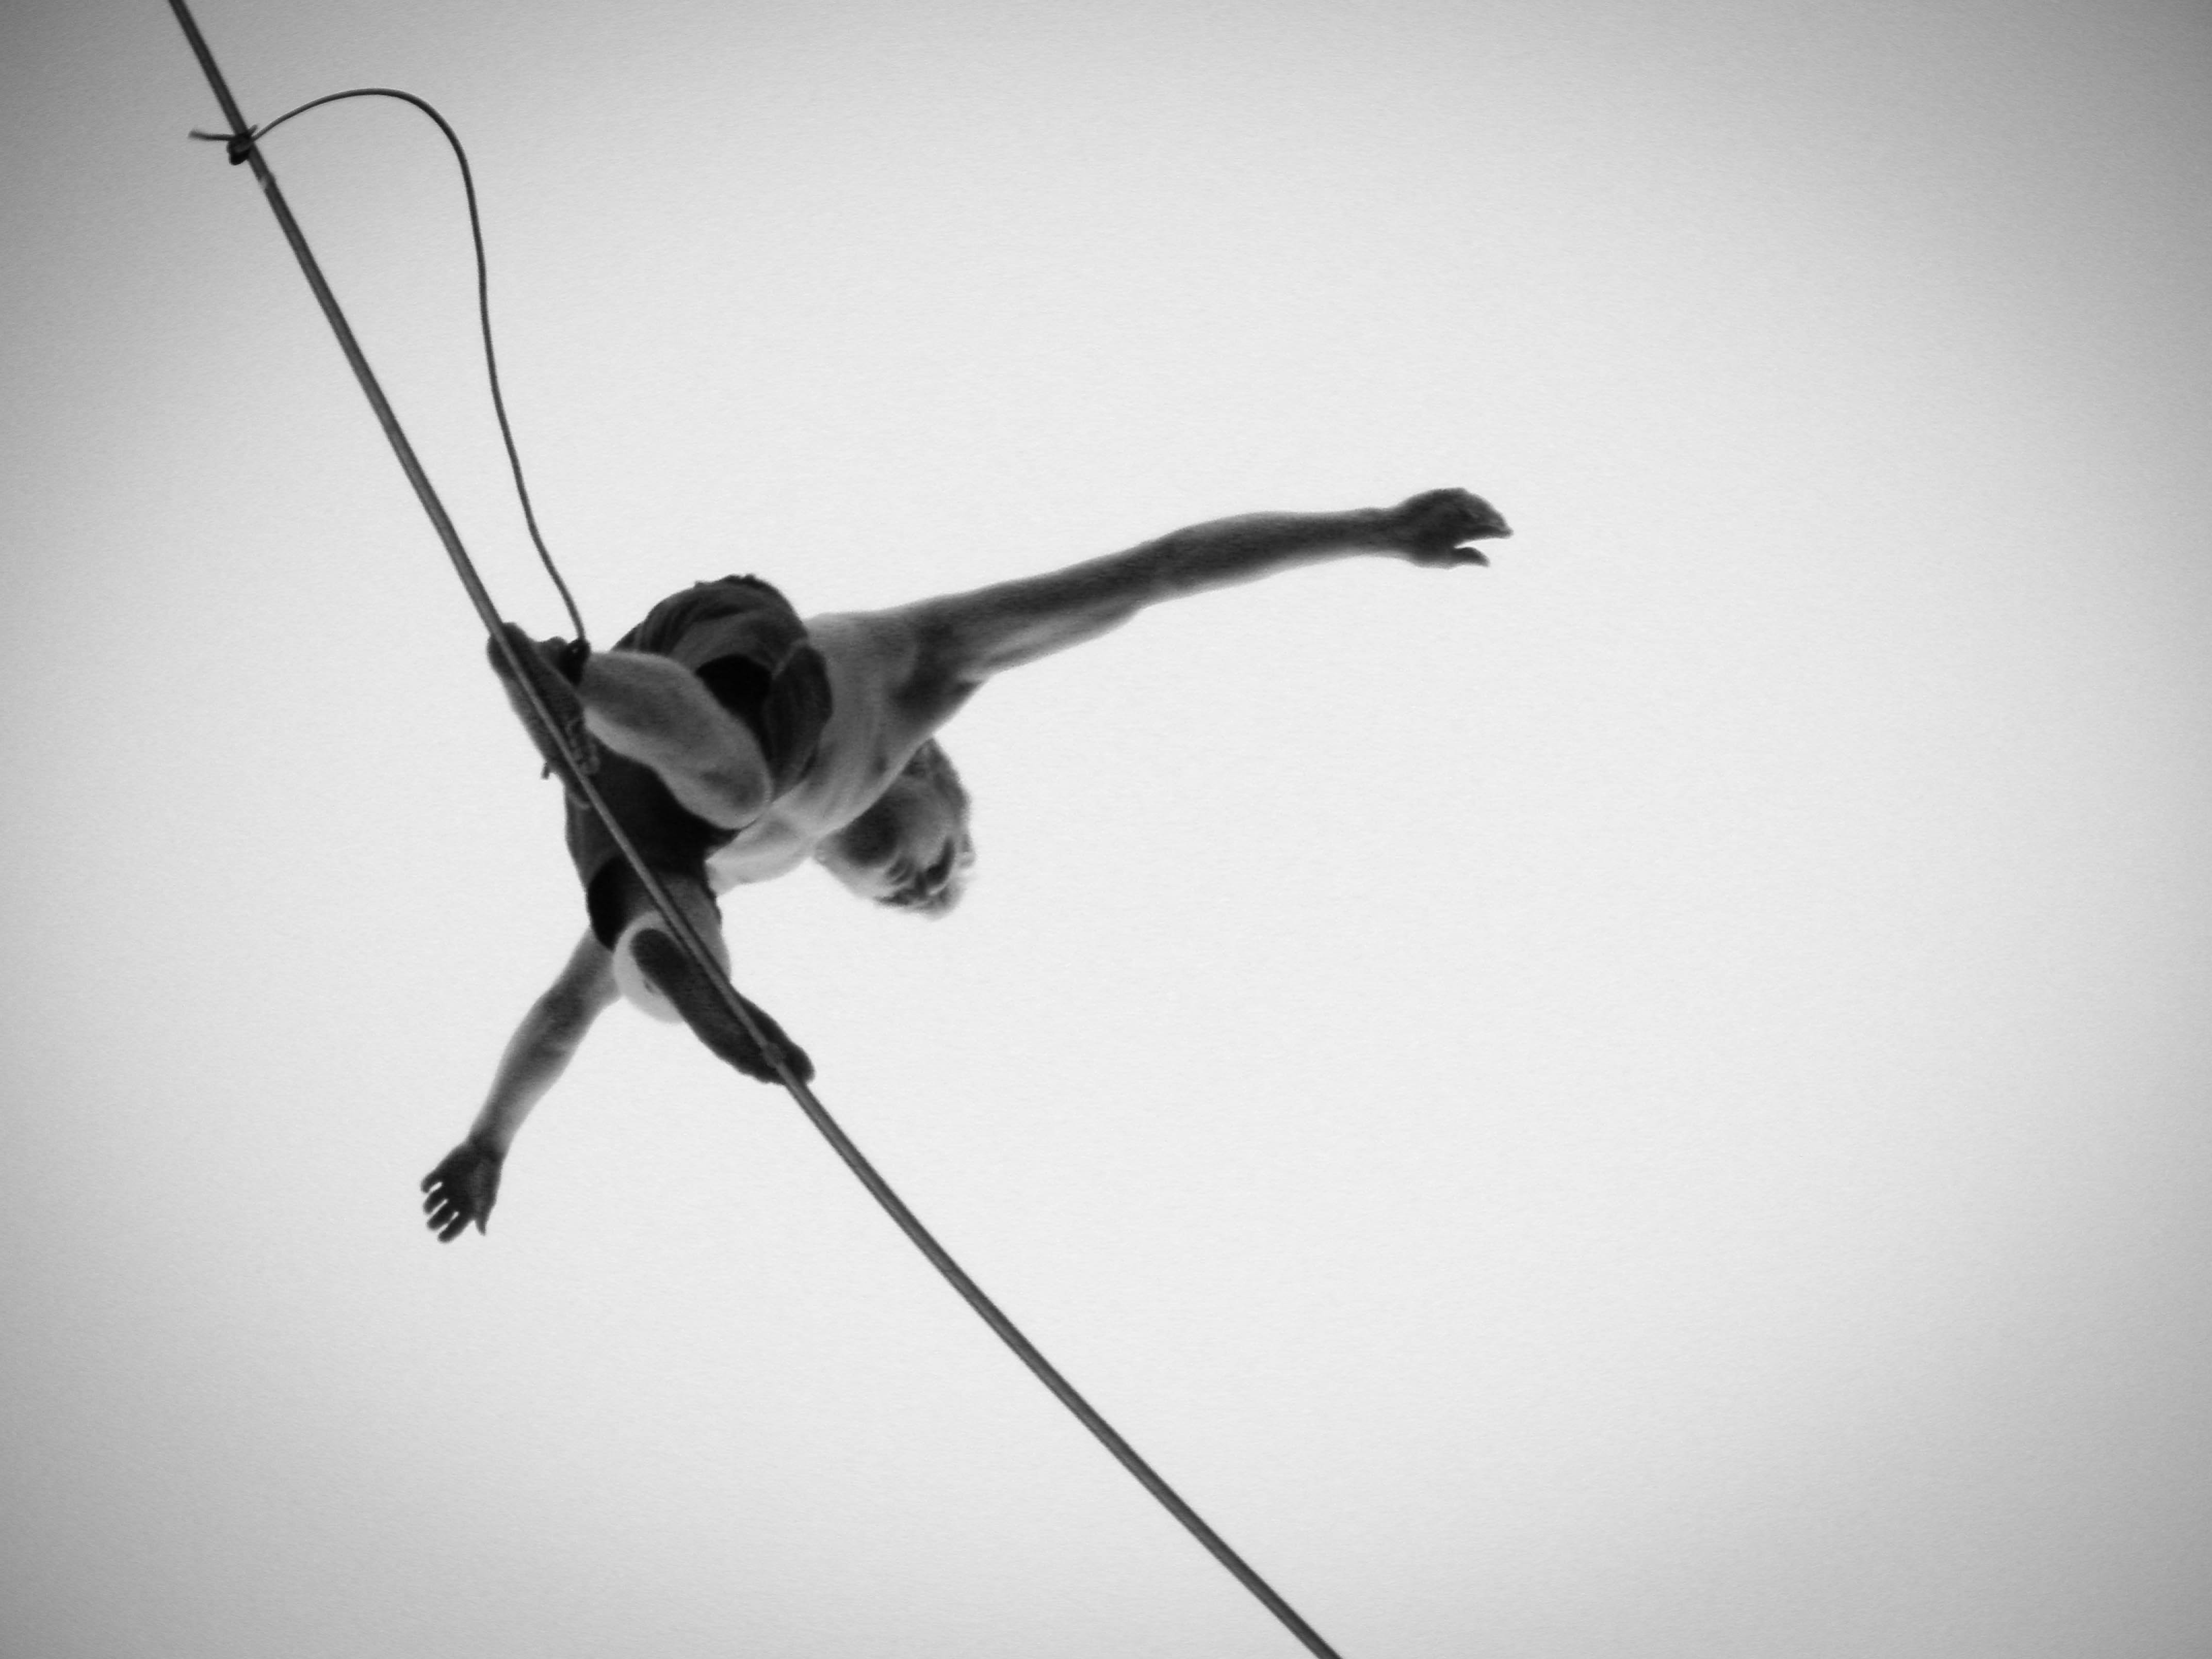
[5,2,2210,1655]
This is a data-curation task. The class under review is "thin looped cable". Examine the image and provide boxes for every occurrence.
[198,93,589,645]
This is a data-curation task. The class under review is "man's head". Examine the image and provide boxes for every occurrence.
[817,738,975,916]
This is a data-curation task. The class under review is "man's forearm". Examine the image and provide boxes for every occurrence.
[1037,508,1395,617]
[915,507,1394,682]
[468,985,605,1154]
[1145,507,1395,599]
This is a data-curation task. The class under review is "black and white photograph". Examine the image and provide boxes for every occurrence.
[5,2,2209,1654]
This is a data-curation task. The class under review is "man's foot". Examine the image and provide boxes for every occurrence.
[486,624,600,789]
[629,928,816,1085]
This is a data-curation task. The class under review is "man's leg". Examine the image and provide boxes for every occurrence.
[490,625,772,830]
[575,653,773,829]
[628,928,814,1085]
[601,867,814,1085]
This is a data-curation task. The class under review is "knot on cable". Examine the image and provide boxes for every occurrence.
[188,127,257,165]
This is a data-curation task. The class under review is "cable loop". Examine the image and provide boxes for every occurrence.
[200,89,590,645]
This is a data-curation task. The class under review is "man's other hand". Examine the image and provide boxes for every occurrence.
[421,1140,505,1241]
[1383,487,1512,566]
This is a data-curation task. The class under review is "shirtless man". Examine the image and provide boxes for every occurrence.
[421,487,1511,1240]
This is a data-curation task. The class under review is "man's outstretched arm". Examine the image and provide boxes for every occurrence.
[421,931,617,1241]
[898,487,1510,691]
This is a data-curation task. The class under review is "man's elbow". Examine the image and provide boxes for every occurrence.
[533,982,609,1045]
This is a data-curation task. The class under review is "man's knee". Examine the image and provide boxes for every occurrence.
[666,758,771,831]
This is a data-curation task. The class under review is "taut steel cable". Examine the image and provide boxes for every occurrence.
[165,5,1345,1654]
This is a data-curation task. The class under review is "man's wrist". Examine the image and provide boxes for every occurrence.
[1342,506,1395,552]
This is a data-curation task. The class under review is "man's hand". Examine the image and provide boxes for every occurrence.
[1380,488,1512,567]
[421,1140,505,1241]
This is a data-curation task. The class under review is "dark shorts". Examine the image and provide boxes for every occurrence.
[566,575,833,945]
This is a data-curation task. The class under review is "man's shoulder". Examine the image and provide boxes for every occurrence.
[795,608,974,779]
[807,602,978,710]
[803,608,930,702]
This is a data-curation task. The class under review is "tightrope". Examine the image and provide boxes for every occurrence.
[165,5,1344,1653]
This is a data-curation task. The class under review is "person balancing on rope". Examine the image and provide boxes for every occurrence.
[422,486,1511,1240]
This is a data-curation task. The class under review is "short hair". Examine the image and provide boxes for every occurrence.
[879,738,975,917]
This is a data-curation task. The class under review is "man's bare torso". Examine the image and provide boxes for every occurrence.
[705,608,968,891]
